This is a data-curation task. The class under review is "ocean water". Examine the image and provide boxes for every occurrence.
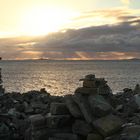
[0,60,140,95]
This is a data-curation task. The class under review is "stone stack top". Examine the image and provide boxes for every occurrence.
[76,74,112,95]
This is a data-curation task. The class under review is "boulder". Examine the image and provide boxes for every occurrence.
[50,103,70,115]
[45,114,72,129]
[120,125,140,140]
[73,93,94,123]
[83,80,96,88]
[75,87,97,95]
[29,114,46,130]
[65,95,83,118]
[87,133,103,140]
[72,120,93,136]
[88,95,112,117]
[92,114,123,137]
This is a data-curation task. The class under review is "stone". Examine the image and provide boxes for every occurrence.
[72,120,93,136]
[134,84,140,94]
[65,95,83,118]
[49,137,64,140]
[92,114,123,137]
[121,125,140,140]
[29,114,46,130]
[80,74,95,81]
[83,80,96,88]
[50,103,70,115]
[53,133,79,140]
[75,87,97,95]
[97,84,112,95]
[134,94,140,109]
[45,114,72,129]
[0,123,10,140]
[87,133,103,140]
[88,95,112,117]
[73,93,94,123]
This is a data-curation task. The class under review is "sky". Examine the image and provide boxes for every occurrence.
[0,0,140,60]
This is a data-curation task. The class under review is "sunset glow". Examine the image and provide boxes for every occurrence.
[20,6,78,36]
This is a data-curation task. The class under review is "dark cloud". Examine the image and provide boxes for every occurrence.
[0,9,140,60]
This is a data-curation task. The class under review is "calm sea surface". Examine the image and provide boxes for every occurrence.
[0,60,140,95]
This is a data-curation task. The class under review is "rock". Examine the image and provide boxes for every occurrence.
[121,125,140,140]
[88,94,112,117]
[97,84,112,95]
[134,84,140,94]
[87,133,103,140]
[53,133,79,140]
[73,93,94,123]
[65,95,83,118]
[45,114,72,129]
[133,94,140,109]
[83,80,96,88]
[75,87,97,95]
[50,103,70,115]
[0,123,10,140]
[80,74,95,81]
[49,137,64,140]
[72,120,93,136]
[92,114,123,137]
[29,114,46,130]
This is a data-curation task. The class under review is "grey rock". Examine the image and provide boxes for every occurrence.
[134,84,140,94]
[73,93,94,123]
[88,95,112,117]
[50,102,69,115]
[72,120,93,136]
[75,87,97,95]
[65,95,83,118]
[92,114,123,137]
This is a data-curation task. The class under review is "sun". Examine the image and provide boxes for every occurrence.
[20,6,76,36]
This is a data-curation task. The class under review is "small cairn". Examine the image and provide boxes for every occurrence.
[0,68,5,94]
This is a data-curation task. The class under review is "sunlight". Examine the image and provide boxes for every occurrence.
[20,6,78,36]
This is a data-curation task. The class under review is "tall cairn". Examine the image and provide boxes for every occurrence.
[0,68,5,94]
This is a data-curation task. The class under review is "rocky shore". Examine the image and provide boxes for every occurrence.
[0,73,140,140]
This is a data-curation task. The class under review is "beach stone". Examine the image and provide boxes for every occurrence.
[29,114,46,130]
[83,80,96,88]
[0,123,10,140]
[45,114,72,128]
[73,93,94,123]
[120,125,140,140]
[75,87,97,95]
[134,84,140,94]
[72,120,93,136]
[92,114,123,137]
[87,133,103,140]
[50,102,69,115]
[53,133,79,140]
[65,95,83,118]
[88,95,112,117]
[98,84,112,95]
[134,94,140,109]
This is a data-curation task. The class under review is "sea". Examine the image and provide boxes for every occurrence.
[0,60,140,95]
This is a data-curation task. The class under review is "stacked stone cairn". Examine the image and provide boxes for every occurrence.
[1,74,140,140]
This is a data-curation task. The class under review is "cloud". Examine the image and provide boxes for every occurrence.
[0,8,140,60]
[121,0,130,5]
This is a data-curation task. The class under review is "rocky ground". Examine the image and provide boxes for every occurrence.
[0,74,140,140]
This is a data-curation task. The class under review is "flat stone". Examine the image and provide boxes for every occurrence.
[92,114,123,137]
[87,133,103,140]
[45,114,72,129]
[83,80,96,88]
[75,87,97,95]
[50,103,70,115]
[64,95,83,118]
[73,93,94,123]
[72,120,93,136]
[88,95,112,117]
